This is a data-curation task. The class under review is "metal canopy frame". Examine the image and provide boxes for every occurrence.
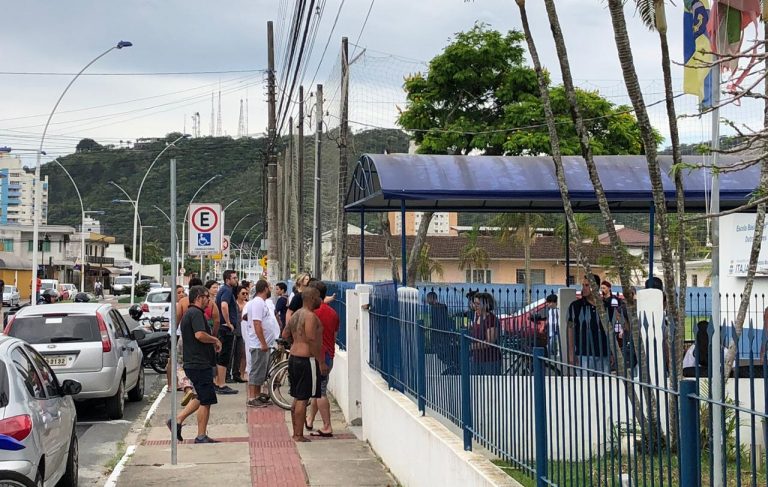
[345,153,757,286]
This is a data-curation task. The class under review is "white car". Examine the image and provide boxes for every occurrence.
[112,276,134,295]
[0,335,80,486]
[58,283,78,300]
[141,287,172,320]
[2,285,20,307]
[5,303,145,419]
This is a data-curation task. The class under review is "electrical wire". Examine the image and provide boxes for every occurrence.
[0,69,265,76]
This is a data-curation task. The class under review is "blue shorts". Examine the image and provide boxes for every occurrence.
[184,367,218,406]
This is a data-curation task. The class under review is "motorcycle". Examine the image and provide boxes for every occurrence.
[135,326,170,374]
[128,304,170,374]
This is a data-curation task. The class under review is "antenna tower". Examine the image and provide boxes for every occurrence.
[216,90,222,136]
[210,92,215,136]
[237,99,245,138]
[245,98,249,135]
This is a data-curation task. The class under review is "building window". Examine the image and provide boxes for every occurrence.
[466,269,491,283]
[516,269,546,285]
[28,240,51,252]
[0,239,13,251]
[692,274,698,286]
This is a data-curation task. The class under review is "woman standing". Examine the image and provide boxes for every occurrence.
[233,284,250,382]
[286,273,311,325]
[470,292,502,375]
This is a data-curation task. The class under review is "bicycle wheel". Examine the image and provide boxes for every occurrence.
[268,360,292,410]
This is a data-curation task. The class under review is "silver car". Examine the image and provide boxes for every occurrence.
[5,303,144,420]
[0,335,80,486]
[2,285,20,307]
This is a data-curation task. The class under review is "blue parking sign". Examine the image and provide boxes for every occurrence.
[198,233,211,246]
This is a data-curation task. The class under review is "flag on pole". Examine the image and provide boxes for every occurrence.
[683,0,713,106]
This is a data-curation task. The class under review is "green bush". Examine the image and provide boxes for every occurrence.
[134,282,150,298]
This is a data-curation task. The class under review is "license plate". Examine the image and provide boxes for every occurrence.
[45,355,68,367]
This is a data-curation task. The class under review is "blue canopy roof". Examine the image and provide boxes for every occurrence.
[345,154,757,213]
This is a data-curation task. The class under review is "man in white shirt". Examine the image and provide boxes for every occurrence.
[245,280,278,408]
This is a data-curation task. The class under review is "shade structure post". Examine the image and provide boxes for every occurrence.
[360,209,365,284]
[649,202,655,279]
[400,199,406,287]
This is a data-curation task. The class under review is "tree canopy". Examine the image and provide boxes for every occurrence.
[397,23,648,156]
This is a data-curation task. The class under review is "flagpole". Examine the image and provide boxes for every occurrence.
[709,50,724,487]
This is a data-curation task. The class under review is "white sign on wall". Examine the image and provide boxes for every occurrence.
[188,203,222,256]
[721,213,768,277]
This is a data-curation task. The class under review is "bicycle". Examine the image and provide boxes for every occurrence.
[266,338,292,409]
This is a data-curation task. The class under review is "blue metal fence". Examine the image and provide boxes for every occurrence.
[326,281,357,350]
[369,284,768,486]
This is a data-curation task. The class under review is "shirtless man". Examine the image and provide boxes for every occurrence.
[281,286,327,442]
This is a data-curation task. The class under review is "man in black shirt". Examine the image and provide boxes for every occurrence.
[275,282,289,330]
[168,285,222,444]
[567,274,610,375]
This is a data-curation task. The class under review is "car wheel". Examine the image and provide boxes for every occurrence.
[56,433,78,487]
[128,366,144,402]
[105,379,125,420]
[0,470,38,487]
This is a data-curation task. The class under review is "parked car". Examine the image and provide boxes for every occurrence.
[141,288,172,321]
[39,279,59,294]
[0,335,80,486]
[4,302,145,419]
[58,284,78,301]
[149,282,162,290]
[111,276,134,296]
[2,285,20,307]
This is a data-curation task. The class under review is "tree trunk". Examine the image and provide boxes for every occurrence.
[723,21,768,380]
[606,0,679,345]
[380,212,400,283]
[654,0,686,450]
[544,0,660,445]
[406,212,434,287]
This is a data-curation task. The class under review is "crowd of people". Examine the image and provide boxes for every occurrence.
[166,270,339,444]
[425,273,714,378]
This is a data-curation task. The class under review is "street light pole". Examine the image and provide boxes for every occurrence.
[50,159,85,292]
[179,174,222,274]
[228,213,254,269]
[139,225,156,269]
[31,41,132,303]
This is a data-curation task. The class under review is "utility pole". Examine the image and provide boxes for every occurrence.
[266,20,279,281]
[334,37,350,281]
[284,117,294,279]
[297,86,305,273]
[312,84,323,279]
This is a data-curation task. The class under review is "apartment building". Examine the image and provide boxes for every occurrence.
[0,151,48,225]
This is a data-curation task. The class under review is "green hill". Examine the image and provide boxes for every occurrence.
[41,128,409,257]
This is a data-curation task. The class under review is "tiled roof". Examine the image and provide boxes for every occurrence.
[597,227,654,247]
[348,234,616,261]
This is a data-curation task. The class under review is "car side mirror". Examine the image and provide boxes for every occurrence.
[61,379,82,396]
[131,328,146,341]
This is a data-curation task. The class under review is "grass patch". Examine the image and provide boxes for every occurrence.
[117,296,142,304]
[104,440,127,473]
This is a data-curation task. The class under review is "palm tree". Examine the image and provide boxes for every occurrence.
[492,212,543,305]
[458,227,490,283]
[414,243,444,282]
[553,214,599,244]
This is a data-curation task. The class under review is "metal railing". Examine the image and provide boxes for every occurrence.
[326,281,357,350]
[368,283,768,486]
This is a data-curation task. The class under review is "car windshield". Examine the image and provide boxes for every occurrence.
[115,277,132,284]
[8,315,100,344]
[4,286,16,293]
[147,291,171,303]
[41,282,55,290]
[0,361,8,408]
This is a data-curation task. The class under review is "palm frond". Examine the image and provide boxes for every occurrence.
[632,0,656,31]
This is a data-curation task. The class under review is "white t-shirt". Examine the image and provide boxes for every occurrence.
[246,296,280,349]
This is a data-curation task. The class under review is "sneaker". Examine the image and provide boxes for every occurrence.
[257,394,270,404]
[166,418,183,442]
[215,385,239,395]
[180,390,196,407]
[247,398,268,408]
[194,435,220,444]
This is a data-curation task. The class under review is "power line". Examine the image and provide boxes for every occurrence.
[351,0,376,57]
[306,0,346,91]
[0,69,265,76]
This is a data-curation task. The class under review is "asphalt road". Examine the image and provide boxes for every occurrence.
[76,306,167,486]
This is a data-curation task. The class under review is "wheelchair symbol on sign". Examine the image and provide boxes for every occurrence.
[198,233,211,246]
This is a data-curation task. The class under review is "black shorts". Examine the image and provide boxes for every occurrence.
[288,355,320,401]
[216,333,235,367]
[184,367,217,406]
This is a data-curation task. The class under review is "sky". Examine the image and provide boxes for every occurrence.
[1,0,763,167]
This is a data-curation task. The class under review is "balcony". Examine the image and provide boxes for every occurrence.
[86,255,114,265]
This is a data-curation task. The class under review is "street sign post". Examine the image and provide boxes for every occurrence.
[188,203,222,256]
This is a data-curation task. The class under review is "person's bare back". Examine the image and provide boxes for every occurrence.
[286,309,316,358]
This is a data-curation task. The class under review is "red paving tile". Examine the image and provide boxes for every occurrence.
[248,406,308,486]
